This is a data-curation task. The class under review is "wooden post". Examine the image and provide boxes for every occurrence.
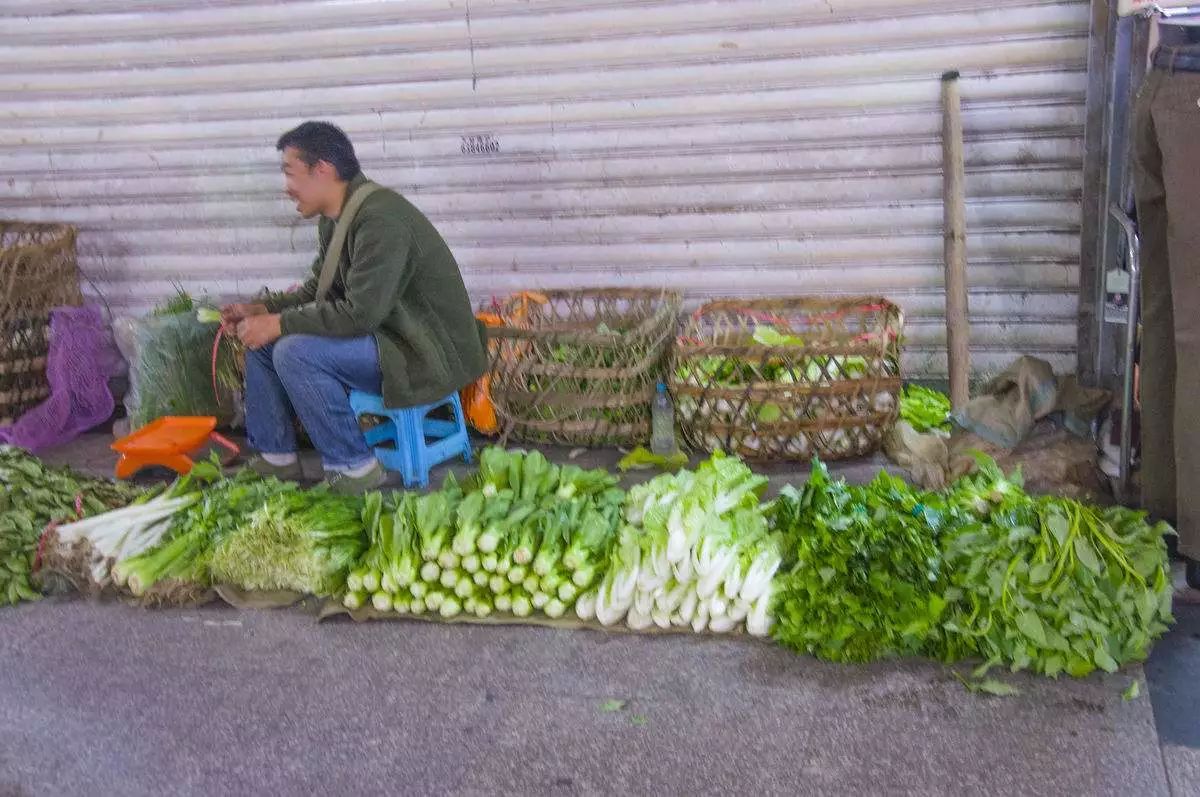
[941,70,971,411]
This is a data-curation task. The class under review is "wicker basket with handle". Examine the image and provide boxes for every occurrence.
[671,297,903,461]
[485,288,682,446]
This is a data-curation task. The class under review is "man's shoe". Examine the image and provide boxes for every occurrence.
[325,461,387,496]
[246,455,305,482]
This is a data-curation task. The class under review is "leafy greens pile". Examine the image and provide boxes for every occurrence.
[7,439,1175,683]
[0,447,145,605]
[769,454,1174,676]
[674,323,875,390]
[127,291,242,428]
[929,457,1173,677]
[43,460,366,602]
[899,385,952,434]
[769,463,944,662]
[208,486,365,595]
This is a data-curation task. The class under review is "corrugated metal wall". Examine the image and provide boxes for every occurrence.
[0,0,1091,377]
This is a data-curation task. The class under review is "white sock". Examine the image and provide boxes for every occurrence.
[328,459,377,478]
[260,452,298,467]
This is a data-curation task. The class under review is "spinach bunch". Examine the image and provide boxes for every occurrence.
[930,458,1173,677]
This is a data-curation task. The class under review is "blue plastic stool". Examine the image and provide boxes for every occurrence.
[349,390,473,489]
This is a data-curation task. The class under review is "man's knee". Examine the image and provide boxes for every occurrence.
[272,334,328,376]
[272,335,307,373]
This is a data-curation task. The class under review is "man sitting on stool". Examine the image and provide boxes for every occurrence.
[222,121,487,494]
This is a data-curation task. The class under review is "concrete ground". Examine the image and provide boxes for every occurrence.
[0,599,1177,796]
[1,432,1195,795]
[35,430,907,494]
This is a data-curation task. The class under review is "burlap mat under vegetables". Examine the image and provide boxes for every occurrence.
[177,586,766,643]
[316,599,761,641]
[214,585,306,610]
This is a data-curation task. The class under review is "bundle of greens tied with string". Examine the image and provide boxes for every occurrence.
[127,289,244,427]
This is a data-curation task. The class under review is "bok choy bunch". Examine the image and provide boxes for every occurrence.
[576,451,780,636]
[341,448,624,621]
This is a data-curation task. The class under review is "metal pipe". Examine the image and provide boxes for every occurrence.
[1108,205,1141,496]
[1149,4,1200,18]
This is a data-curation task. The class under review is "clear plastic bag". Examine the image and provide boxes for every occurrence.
[113,312,243,431]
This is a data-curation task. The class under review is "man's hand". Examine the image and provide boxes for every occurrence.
[237,314,283,350]
[221,302,268,325]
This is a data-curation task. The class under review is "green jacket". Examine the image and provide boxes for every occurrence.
[265,174,489,409]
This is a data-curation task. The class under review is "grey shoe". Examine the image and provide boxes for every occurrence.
[246,455,305,482]
[325,461,387,496]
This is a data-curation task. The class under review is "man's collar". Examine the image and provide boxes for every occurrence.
[324,173,368,220]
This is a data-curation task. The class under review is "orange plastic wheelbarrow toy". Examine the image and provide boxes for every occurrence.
[111,416,240,479]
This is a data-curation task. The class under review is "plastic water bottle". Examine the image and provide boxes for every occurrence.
[650,382,677,455]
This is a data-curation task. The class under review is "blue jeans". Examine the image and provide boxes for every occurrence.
[245,334,382,470]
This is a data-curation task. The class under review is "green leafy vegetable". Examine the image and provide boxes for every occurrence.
[899,385,952,434]
[769,452,1172,680]
[343,446,623,622]
[0,447,145,606]
[208,487,366,595]
[927,456,1174,679]
[617,447,689,473]
[769,462,946,662]
[129,304,243,428]
[972,679,1021,697]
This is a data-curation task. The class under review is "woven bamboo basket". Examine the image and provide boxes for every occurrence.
[485,288,682,446]
[0,222,81,426]
[672,297,903,461]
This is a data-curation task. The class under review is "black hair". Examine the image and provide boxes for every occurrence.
[276,121,361,181]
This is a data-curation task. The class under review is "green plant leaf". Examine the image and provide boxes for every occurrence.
[1015,610,1048,647]
[1093,647,1119,674]
[1029,562,1054,585]
[189,459,222,482]
[630,714,648,727]
[1046,514,1070,546]
[599,699,627,713]
[1123,680,1141,701]
[1074,536,1103,575]
[972,658,998,679]
[974,679,1021,697]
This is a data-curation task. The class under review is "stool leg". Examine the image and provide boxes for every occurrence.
[457,405,473,465]
[447,393,473,464]
[406,410,430,489]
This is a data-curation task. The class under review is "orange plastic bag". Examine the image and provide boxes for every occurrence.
[461,312,504,434]
[461,294,550,435]
[462,374,497,435]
